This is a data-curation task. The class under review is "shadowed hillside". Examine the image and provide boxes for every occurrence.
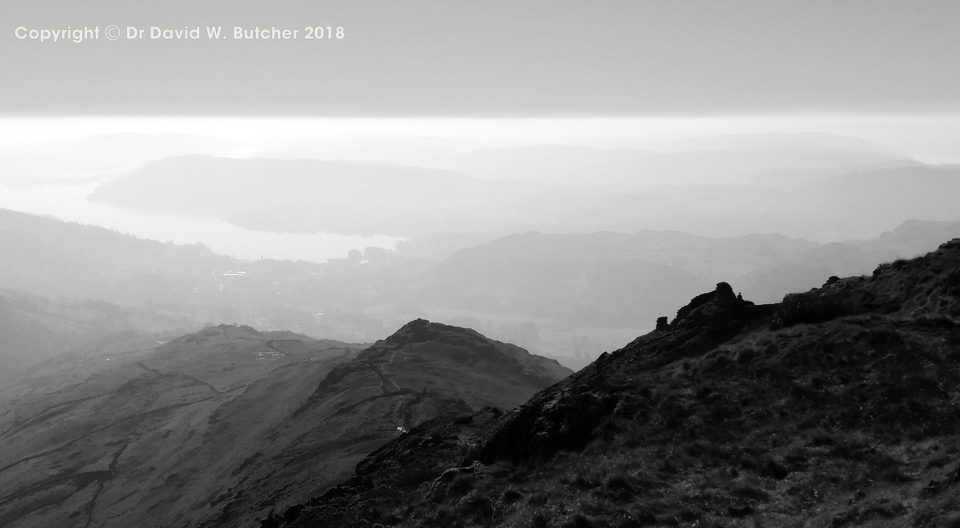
[0,325,361,528]
[0,321,568,528]
[204,319,570,527]
[266,239,960,527]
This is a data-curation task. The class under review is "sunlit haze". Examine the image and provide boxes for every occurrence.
[2,114,960,262]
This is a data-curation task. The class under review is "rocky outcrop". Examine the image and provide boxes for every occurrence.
[263,239,960,528]
[773,238,960,327]
[655,316,669,330]
[478,282,770,464]
[208,319,570,528]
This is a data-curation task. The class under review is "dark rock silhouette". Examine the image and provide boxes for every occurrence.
[262,238,960,528]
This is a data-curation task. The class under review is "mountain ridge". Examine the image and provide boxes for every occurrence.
[193,319,571,528]
[266,238,960,527]
[0,319,570,528]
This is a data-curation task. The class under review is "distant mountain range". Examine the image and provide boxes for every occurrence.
[4,207,960,370]
[0,321,568,528]
[418,219,960,328]
[5,127,960,527]
[3,218,960,525]
[87,155,531,237]
[444,133,908,186]
[261,238,960,527]
[86,134,960,241]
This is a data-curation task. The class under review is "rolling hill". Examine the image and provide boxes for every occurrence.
[0,208,236,303]
[83,139,960,242]
[87,156,531,237]
[0,321,569,528]
[0,324,362,528]
[5,205,960,373]
[417,221,960,328]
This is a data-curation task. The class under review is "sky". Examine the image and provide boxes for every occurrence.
[3,1,960,260]
[2,0,960,116]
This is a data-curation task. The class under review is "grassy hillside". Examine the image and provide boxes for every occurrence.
[268,238,960,527]
[0,321,569,528]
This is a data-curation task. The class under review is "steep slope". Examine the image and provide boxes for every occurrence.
[0,320,568,528]
[272,239,960,527]
[204,319,570,527]
[0,325,362,528]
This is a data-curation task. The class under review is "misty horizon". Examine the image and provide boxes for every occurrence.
[4,3,960,527]
[1,113,959,263]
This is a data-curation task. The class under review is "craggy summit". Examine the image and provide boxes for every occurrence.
[265,239,960,527]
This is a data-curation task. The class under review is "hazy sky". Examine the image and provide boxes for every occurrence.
[3,1,960,116]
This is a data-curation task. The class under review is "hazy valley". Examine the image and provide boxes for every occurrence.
[6,1,960,525]
[3,204,960,376]
[2,122,960,528]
